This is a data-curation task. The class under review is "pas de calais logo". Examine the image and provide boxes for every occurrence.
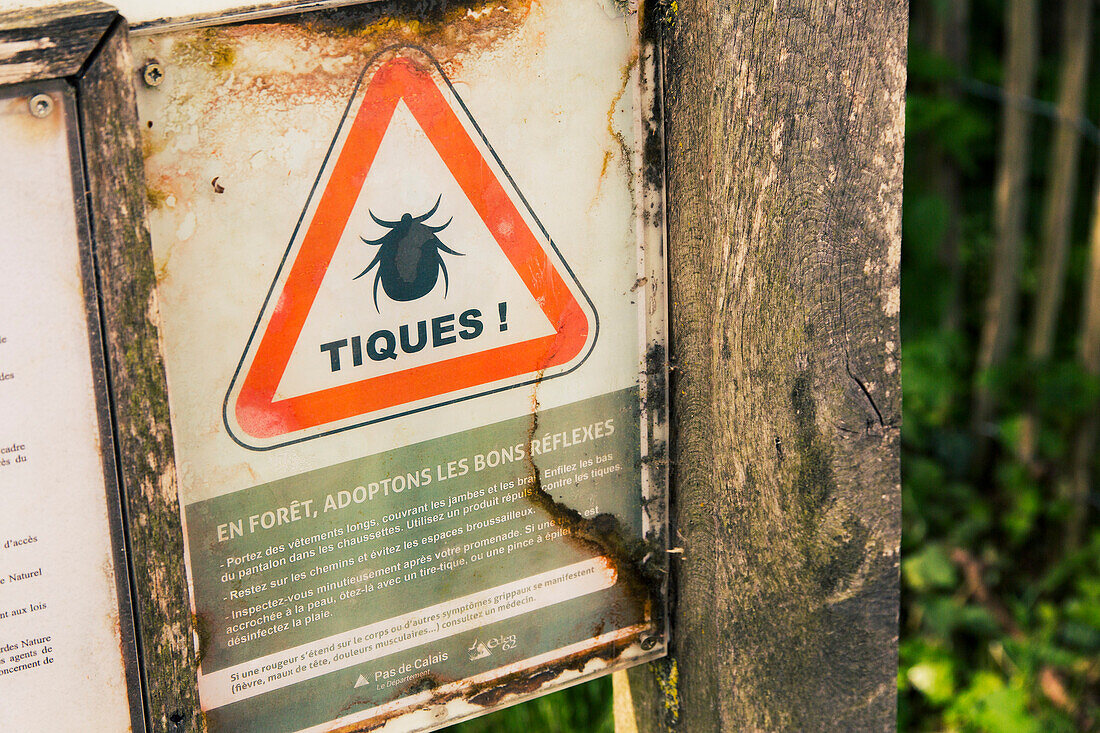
[467,633,518,661]
[224,45,598,450]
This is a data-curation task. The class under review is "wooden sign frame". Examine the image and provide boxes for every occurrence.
[0,2,198,729]
[1,0,386,34]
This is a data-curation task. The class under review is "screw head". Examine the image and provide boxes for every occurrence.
[28,94,53,118]
[143,62,164,87]
[641,635,660,651]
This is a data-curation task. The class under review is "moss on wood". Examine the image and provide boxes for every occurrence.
[625,1,904,730]
[78,21,202,733]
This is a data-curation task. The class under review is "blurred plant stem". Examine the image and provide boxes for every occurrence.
[973,0,1038,453]
[1070,172,1100,552]
[1021,0,1093,464]
[930,0,970,333]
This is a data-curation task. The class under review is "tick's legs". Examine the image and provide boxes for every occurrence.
[428,218,454,234]
[354,252,382,281]
[413,195,443,223]
[436,240,463,257]
[370,210,401,228]
[440,256,450,297]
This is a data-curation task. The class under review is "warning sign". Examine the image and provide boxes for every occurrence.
[137,6,669,731]
[225,47,598,450]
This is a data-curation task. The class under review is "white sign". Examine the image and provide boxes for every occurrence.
[0,88,134,732]
[136,1,667,730]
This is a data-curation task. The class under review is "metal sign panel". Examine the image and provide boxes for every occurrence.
[0,85,136,731]
[135,1,667,730]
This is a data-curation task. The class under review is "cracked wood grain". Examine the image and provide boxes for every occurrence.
[77,20,202,733]
[622,1,904,730]
[0,1,115,85]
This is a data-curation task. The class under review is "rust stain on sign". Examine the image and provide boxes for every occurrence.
[524,399,661,627]
[329,630,644,733]
[160,0,533,84]
[137,1,535,240]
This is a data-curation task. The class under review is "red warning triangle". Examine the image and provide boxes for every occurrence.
[225,47,597,449]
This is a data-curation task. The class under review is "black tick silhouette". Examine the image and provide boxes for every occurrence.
[354,195,463,311]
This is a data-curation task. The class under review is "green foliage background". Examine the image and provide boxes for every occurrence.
[903,0,1099,729]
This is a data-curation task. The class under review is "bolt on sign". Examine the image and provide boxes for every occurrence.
[135,0,667,730]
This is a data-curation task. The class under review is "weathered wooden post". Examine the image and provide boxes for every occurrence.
[617,1,905,730]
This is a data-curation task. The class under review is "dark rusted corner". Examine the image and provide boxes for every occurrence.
[0,1,118,85]
[330,631,643,733]
[521,377,668,646]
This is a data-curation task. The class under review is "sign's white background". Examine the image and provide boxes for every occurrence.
[0,91,132,730]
